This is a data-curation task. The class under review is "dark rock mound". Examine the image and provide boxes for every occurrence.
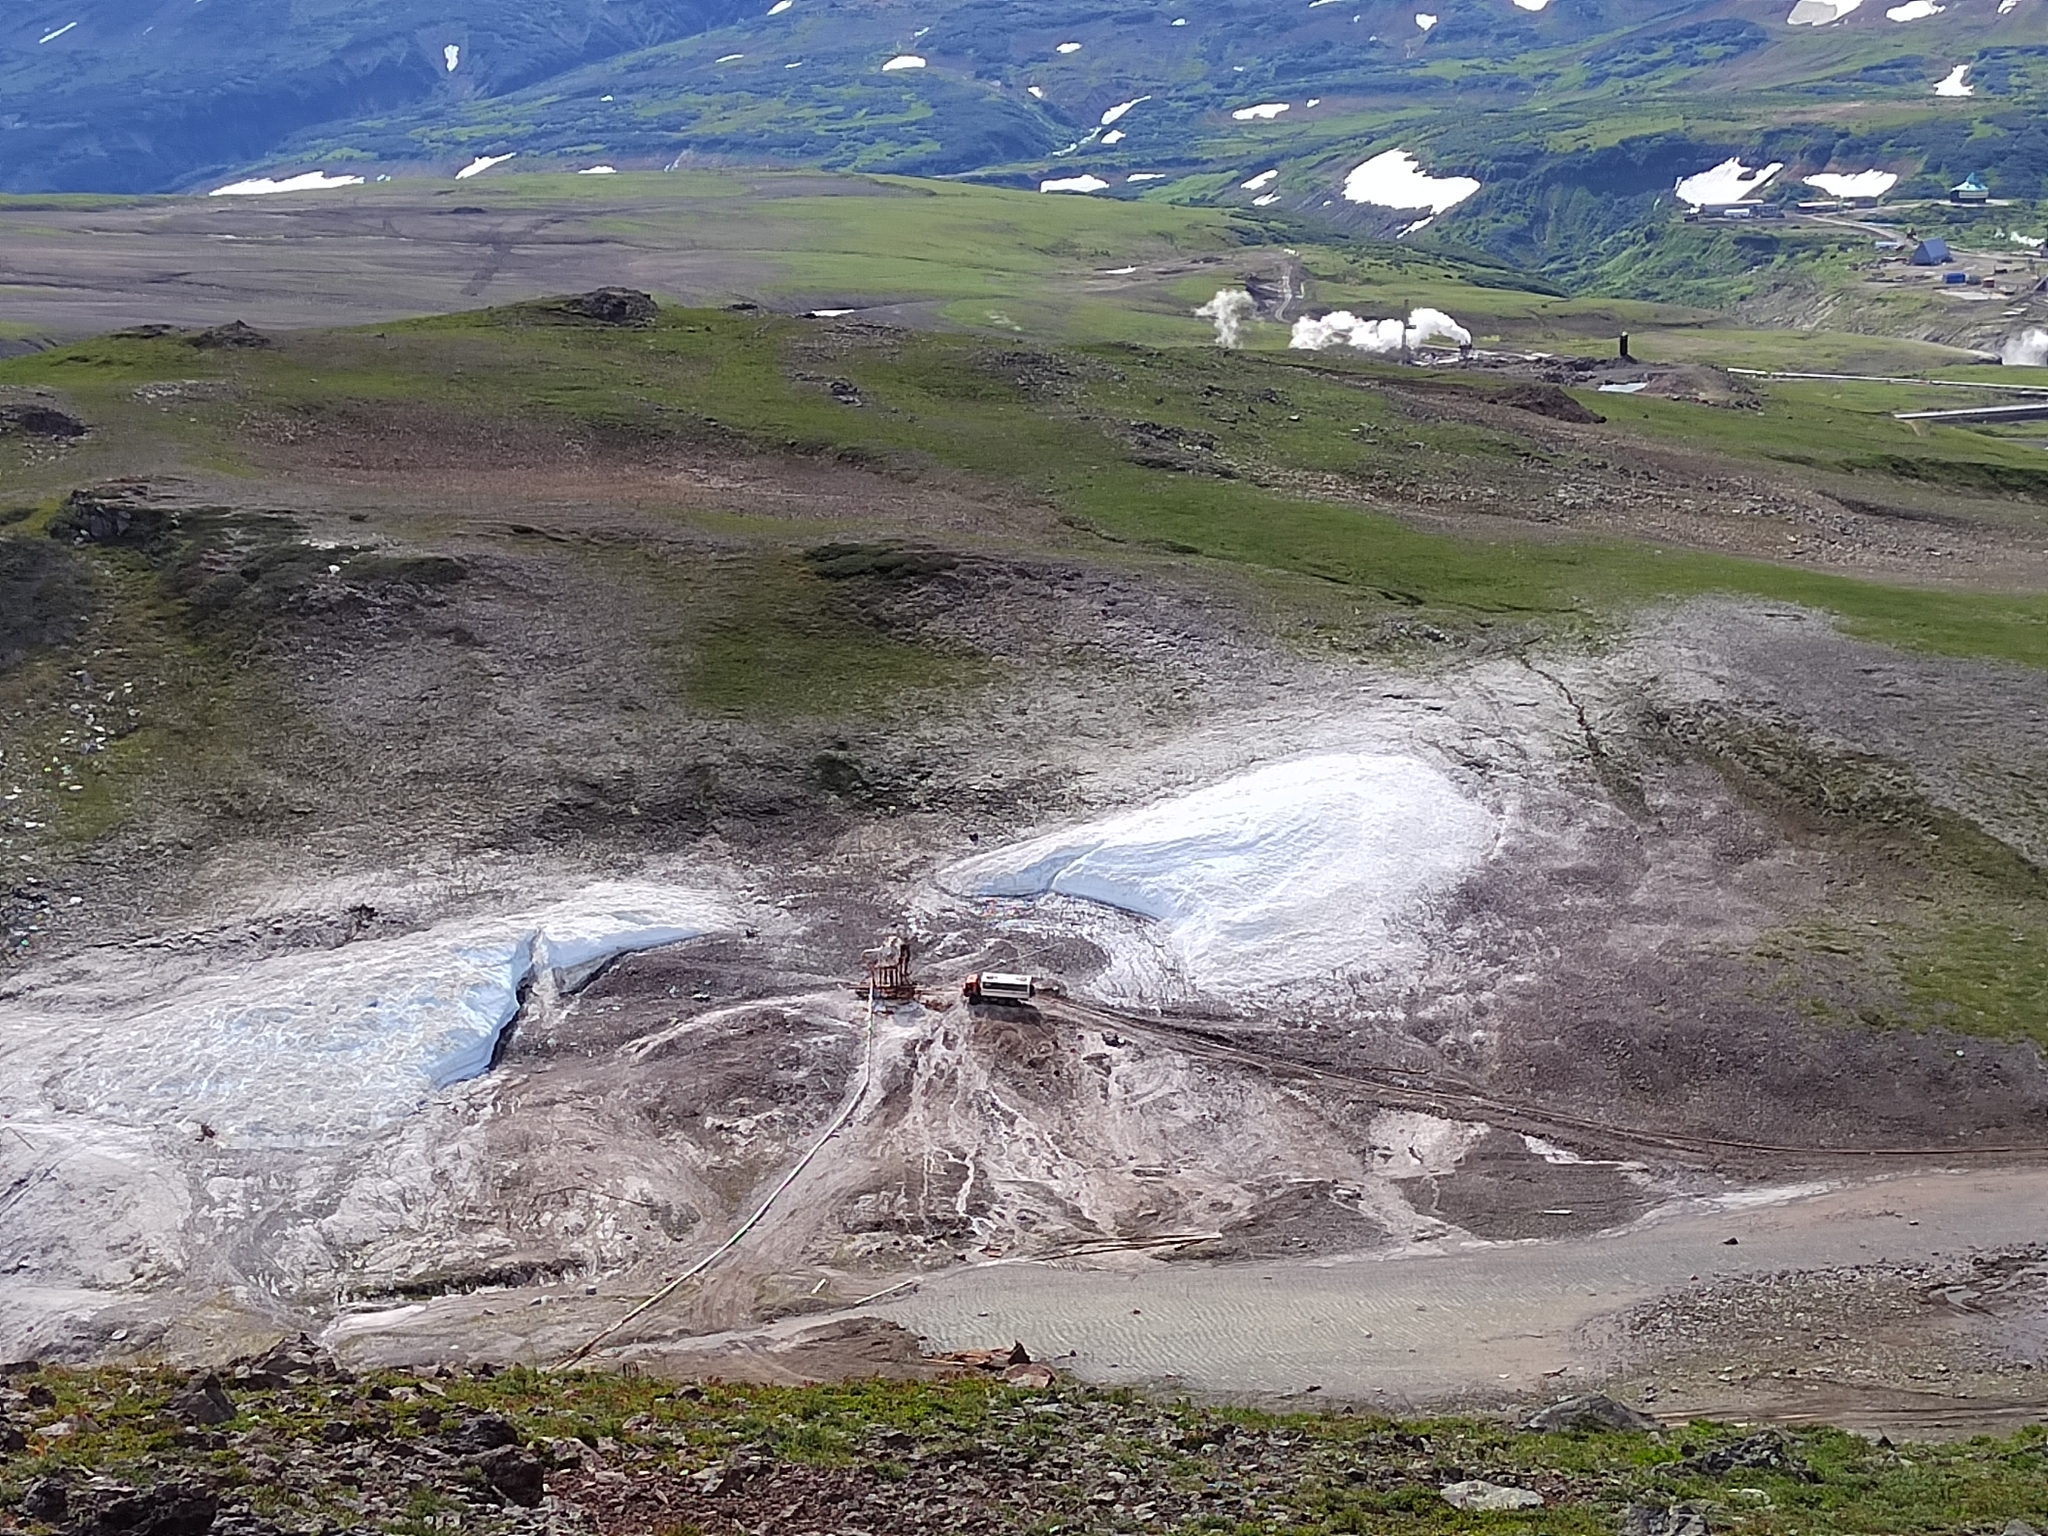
[1483,382,1605,424]
[1621,1504,1712,1536]
[68,1480,217,1536]
[226,1334,344,1390]
[1523,1393,1660,1433]
[0,404,87,438]
[0,537,92,671]
[558,288,658,326]
[20,1478,68,1520]
[1686,1429,1816,1481]
[474,1446,546,1507]
[165,1374,236,1428]
[49,483,176,547]
[442,1413,521,1455]
[189,322,272,351]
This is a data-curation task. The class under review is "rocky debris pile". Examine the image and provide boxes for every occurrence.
[1684,1428,1817,1481]
[1441,1477,1544,1510]
[2,1358,2041,1536]
[556,289,658,326]
[188,322,273,351]
[1524,1393,1662,1434]
[1479,381,1605,425]
[48,482,177,547]
[0,405,87,438]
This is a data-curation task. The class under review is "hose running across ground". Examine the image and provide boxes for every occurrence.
[558,987,881,1366]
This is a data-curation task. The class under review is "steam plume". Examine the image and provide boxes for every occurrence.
[1196,288,1256,347]
[1288,306,1471,356]
[2003,327,2048,367]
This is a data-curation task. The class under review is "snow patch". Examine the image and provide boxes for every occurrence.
[769,0,793,12]
[944,755,1494,1005]
[1674,157,1781,206]
[715,52,745,62]
[1027,84,1045,97]
[1233,102,1291,120]
[22,884,728,1147]
[1341,148,1480,212]
[579,165,618,175]
[1416,11,1437,28]
[38,21,77,43]
[1886,0,1942,18]
[1241,168,1279,190]
[1101,96,1150,125]
[1934,62,1973,94]
[1804,169,1898,198]
[882,53,926,69]
[1253,193,1279,206]
[443,44,460,72]
[210,171,365,196]
[1057,40,1082,52]
[1513,0,1554,10]
[1786,0,1865,21]
[2000,0,2020,11]
[456,153,515,180]
[1127,171,1166,181]
[1040,173,1109,192]
[1103,129,1126,144]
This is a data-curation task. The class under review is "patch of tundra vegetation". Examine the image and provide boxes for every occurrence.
[3,1362,2048,1534]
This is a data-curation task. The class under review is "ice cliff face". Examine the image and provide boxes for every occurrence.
[8,883,728,1147]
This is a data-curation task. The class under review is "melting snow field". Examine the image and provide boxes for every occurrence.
[1242,168,1279,190]
[1805,169,1898,198]
[882,53,926,69]
[1342,149,1480,212]
[443,44,460,72]
[1041,174,1109,193]
[942,755,1495,1005]
[7,885,727,1147]
[210,171,365,196]
[456,153,515,179]
[1934,63,1973,95]
[1232,102,1291,120]
[1674,157,1782,206]
[1885,0,1942,17]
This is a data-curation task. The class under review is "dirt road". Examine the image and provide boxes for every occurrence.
[871,1168,2048,1427]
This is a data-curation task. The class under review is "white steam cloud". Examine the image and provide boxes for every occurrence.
[1289,307,1471,356]
[2003,328,2048,367]
[1196,288,1257,347]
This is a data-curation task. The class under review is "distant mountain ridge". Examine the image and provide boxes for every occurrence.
[3,0,2044,298]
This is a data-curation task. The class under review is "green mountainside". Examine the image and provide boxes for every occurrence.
[1,1,2045,307]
